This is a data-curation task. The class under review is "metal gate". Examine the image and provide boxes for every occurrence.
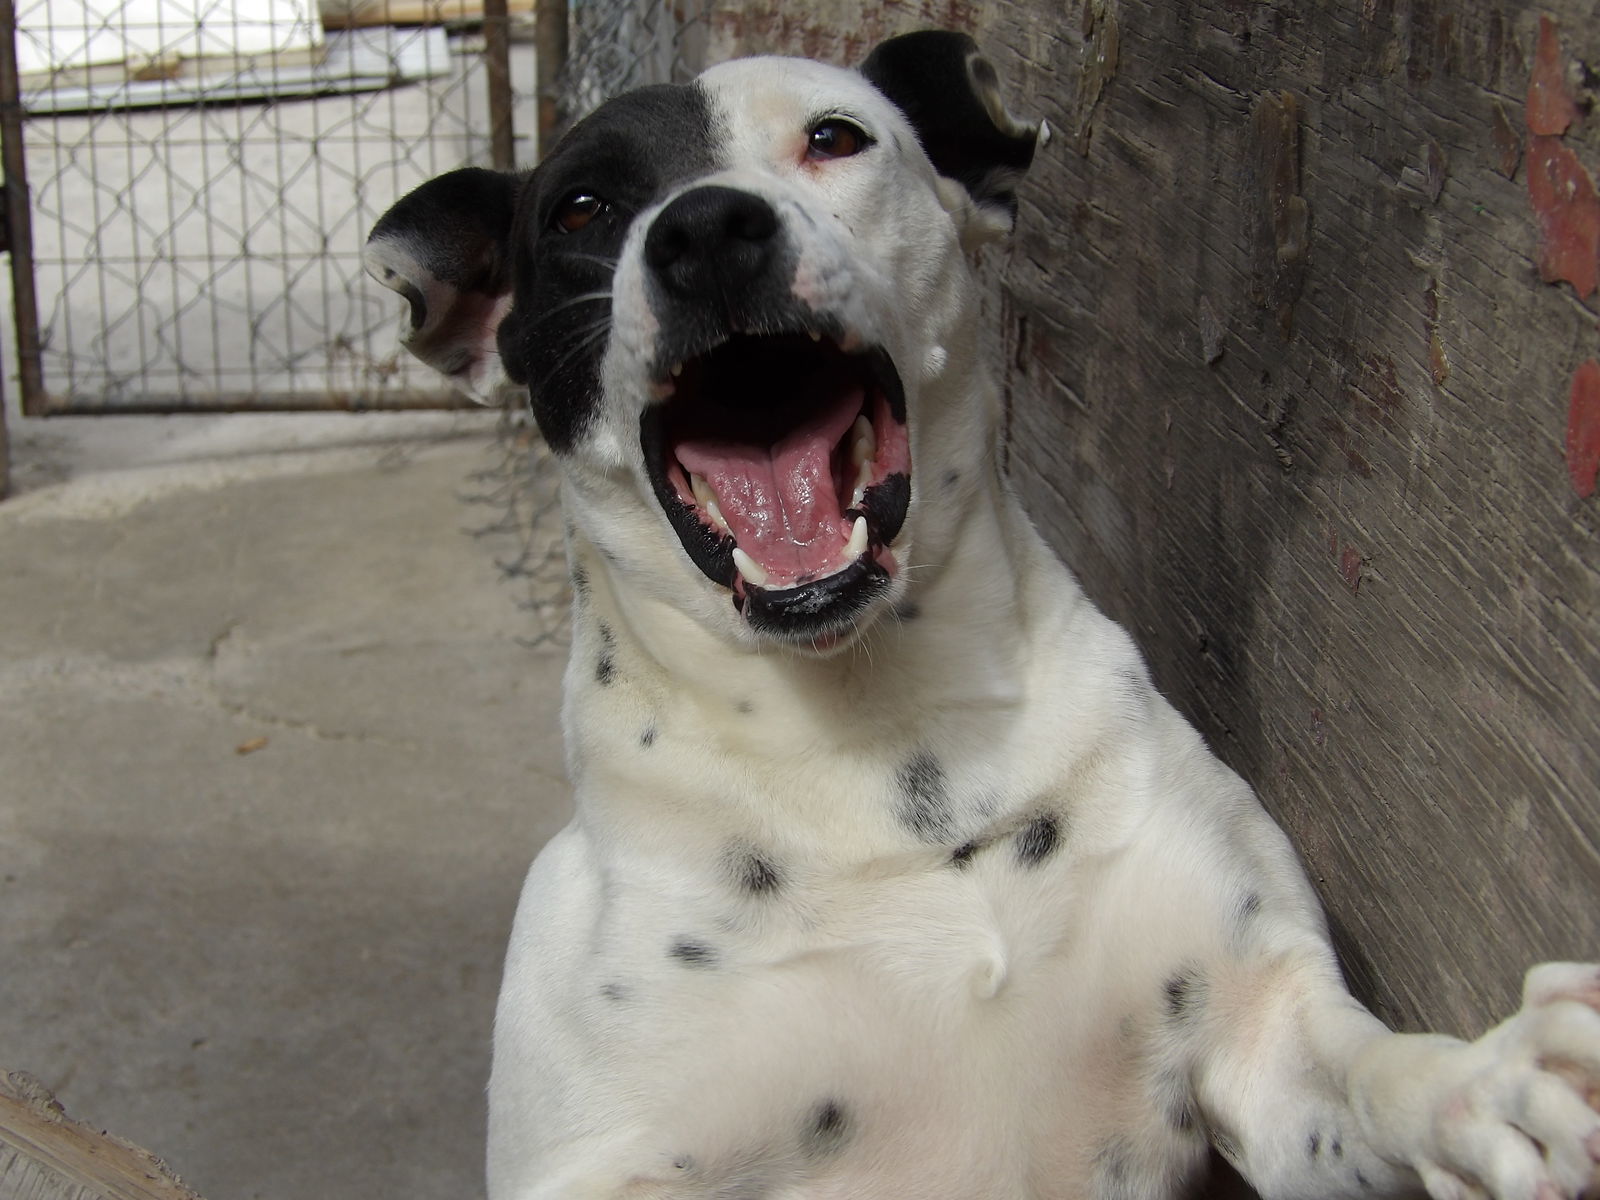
[0,0,529,419]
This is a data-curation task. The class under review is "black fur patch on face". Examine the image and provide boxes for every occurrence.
[1164,969,1204,1021]
[1014,813,1060,866]
[735,849,783,895]
[669,938,718,968]
[805,1099,850,1156]
[495,84,717,453]
[894,750,954,842]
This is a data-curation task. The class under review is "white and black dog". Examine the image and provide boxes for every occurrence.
[366,32,1600,1200]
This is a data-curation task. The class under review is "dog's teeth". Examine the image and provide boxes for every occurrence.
[839,330,861,352]
[706,498,730,533]
[690,471,715,509]
[850,415,876,468]
[809,329,822,342]
[732,547,769,588]
[670,362,684,378]
[845,515,868,560]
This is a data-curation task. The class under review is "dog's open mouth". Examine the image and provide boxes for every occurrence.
[640,328,910,642]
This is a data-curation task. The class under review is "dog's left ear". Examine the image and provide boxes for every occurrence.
[861,30,1047,247]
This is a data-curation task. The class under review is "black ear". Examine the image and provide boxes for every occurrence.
[364,167,522,401]
[860,31,1046,242]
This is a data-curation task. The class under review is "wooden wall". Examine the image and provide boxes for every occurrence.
[711,0,1600,1041]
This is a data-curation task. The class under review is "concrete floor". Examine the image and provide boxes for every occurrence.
[0,410,573,1199]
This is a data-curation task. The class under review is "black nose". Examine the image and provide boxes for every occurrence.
[644,186,780,300]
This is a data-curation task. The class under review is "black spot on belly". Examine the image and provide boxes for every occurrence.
[1355,1168,1372,1190]
[570,563,589,600]
[1330,1136,1343,1159]
[595,622,617,686]
[669,938,717,968]
[599,982,628,1002]
[1015,813,1061,866]
[1307,1131,1321,1157]
[1164,969,1205,1021]
[943,470,960,488]
[949,839,979,868]
[736,698,754,715]
[894,750,954,842]
[640,725,657,748]
[805,1099,850,1156]
[1240,891,1263,920]
[737,849,783,895]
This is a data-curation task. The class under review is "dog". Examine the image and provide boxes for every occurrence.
[366,31,1600,1200]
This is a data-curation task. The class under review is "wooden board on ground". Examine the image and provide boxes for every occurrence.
[0,1071,204,1200]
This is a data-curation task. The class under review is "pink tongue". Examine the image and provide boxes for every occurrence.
[675,385,863,584]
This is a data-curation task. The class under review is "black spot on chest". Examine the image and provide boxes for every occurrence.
[804,1099,850,1156]
[595,622,616,686]
[735,849,783,895]
[640,725,657,747]
[669,937,718,968]
[1164,969,1205,1020]
[894,750,955,842]
[1015,813,1061,866]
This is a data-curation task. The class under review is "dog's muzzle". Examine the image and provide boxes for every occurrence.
[634,187,911,645]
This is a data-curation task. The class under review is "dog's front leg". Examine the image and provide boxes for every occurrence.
[1192,957,1600,1200]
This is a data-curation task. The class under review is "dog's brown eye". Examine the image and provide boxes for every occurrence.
[553,193,605,233]
[807,119,870,160]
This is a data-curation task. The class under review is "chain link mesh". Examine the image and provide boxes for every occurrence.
[9,0,534,411]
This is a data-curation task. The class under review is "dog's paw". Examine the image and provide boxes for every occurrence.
[1407,963,1600,1200]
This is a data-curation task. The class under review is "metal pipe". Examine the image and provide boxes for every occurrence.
[534,0,568,161]
[483,0,516,170]
[0,0,44,419]
[32,389,478,414]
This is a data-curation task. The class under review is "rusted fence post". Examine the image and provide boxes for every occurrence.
[535,0,568,160]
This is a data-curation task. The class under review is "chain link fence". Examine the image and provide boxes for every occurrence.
[557,0,711,130]
[4,0,535,413]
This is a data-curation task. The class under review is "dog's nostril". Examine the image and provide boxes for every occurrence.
[727,199,777,243]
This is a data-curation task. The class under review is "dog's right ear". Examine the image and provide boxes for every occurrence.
[860,30,1047,248]
[363,167,522,402]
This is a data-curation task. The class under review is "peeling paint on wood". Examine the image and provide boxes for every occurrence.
[1527,135,1599,299]
[1527,14,1578,137]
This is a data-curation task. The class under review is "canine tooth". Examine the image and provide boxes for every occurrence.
[732,547,769,588]
[845,515,868,560]
[670,362,684,378]
[809,329,822,342]
[850,415,875,467]
[706,497,730,533]
[690,471,715,509]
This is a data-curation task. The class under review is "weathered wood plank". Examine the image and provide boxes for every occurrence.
[0,1072,203,1200]
[711,0,1600,1045]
